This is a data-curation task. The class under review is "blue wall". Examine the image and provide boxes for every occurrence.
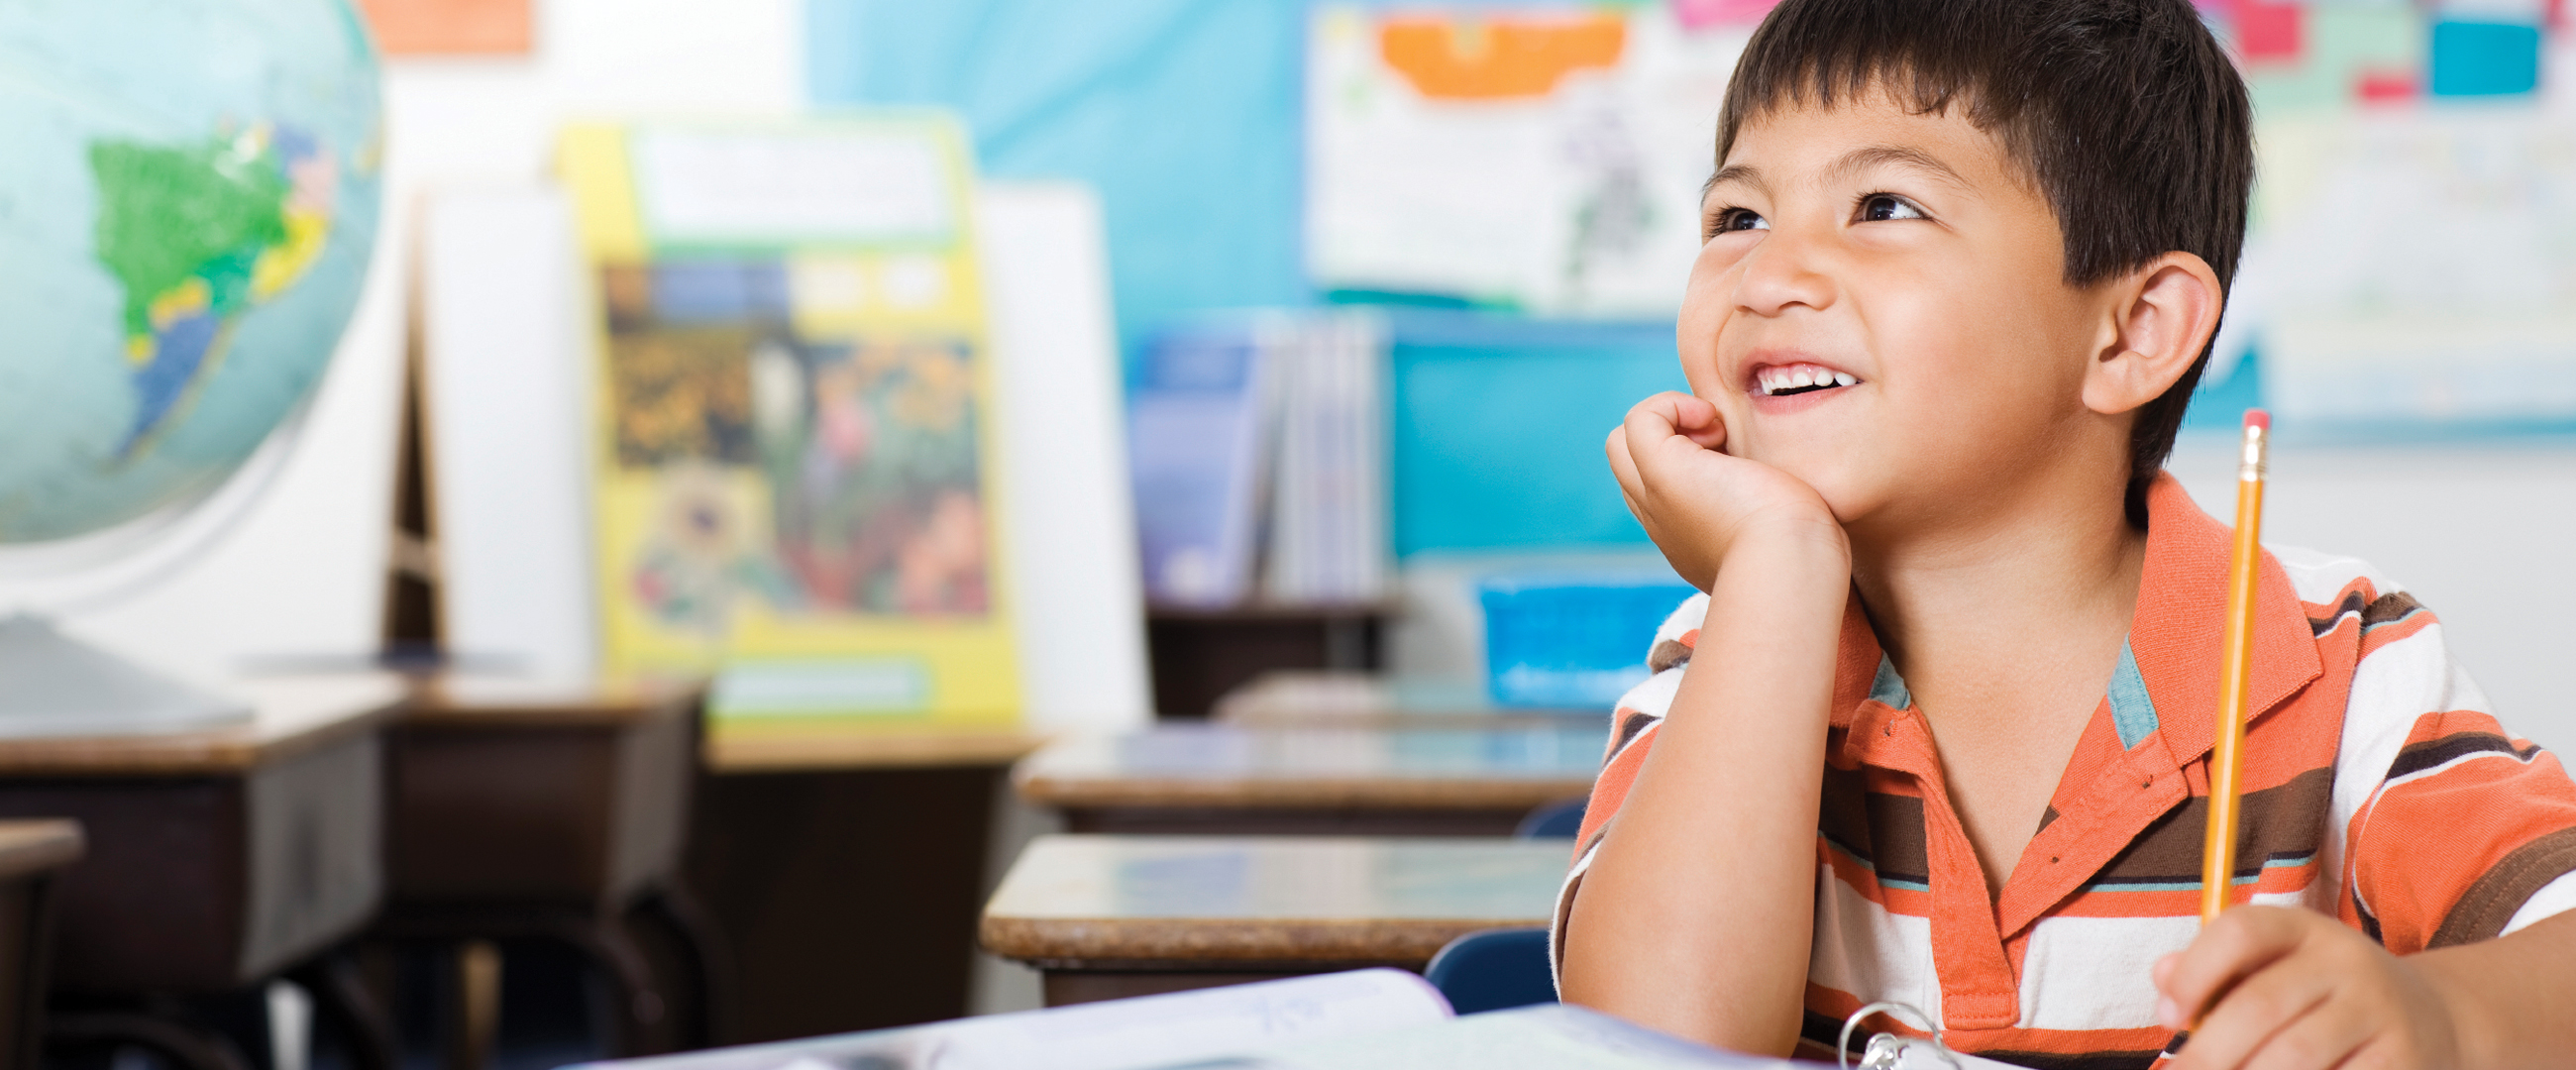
[808,0,1312,363]
[1389,312,1680,554]
[809,1,1681,556]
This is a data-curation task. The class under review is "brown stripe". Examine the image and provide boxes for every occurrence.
[2387,731,2540,781]
[1818,765,1872,859]
[2308,589,2368,638]
[1867,793,1929,884]
[2093,768,2331,886]
[2429,825,2576,948]
[2362,590,2425,629]
[1648,639,1694,674]
[1611,710,1657,757]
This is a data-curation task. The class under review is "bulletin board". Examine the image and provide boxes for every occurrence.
[557,116,1020,726]
[1309,0,2576,434]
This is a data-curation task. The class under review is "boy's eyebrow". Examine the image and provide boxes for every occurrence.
[1825,145,1973,191]
[1702,145,1975,205]
[1703,163,1766,200]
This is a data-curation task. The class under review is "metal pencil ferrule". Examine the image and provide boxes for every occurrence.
[2238,423,2267,482]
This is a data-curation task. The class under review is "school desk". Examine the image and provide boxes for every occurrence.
[1013,723,1605,836]
[0,820,82,1070]
[378,675,712,1064]
[1213,670,1601,728]
[980,833,1571,1006]
[3,675,404,1070]
[687,722,1047,1042]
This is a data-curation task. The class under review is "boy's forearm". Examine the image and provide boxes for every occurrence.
[2415,910,2576,1069]
[1560,525,1850,1055]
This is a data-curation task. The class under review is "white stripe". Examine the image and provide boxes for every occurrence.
[2016,914,2199,1030]
[2330,624,2491,919]
[1653,592,1711,645]
[1611,669,1683,733]
[2266,544,2400,606]
[2503,872,2576,936]
[1809,864,1942,1027]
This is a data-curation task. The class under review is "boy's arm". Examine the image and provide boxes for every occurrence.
[1557,393,1850,1055]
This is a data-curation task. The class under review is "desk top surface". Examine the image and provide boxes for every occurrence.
[0,674,404,775]
[704,722,1046,772]
[1014,722,1605,809]
[0,820,83,878]
[400,674,707,728]
[1214,671,1599,728]
[981,833,1570,967]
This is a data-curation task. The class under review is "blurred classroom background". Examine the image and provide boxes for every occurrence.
[6,0,2576,1067]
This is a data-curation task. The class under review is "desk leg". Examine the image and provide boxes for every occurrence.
[443,941,498,1070]
[626,886,729,1050]
[287,952,398,1070]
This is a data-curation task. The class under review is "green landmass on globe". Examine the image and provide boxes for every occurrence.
[0,0,381,546]
[89,125,339,458]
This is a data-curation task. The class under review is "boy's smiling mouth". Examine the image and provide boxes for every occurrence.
[1750,361,1862,398]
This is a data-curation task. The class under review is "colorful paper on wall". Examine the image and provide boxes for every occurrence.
[1307,4,1751,316]
[558,117,1019,725]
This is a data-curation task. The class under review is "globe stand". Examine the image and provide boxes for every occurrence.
[0,615,251,737]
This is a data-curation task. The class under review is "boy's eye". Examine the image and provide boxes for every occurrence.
[1707,207,1769,238]
[1858,193,1927,223]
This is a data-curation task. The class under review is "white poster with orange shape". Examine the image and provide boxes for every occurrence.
[1307,4,1764,316]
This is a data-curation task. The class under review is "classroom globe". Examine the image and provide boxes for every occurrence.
[0,0,382,548]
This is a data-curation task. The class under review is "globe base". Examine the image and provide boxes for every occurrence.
[0,615,253,737]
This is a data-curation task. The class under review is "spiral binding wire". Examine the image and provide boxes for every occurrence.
[1838,1002,1964,1070]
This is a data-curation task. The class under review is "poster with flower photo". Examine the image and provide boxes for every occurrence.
[559,115,1018,726]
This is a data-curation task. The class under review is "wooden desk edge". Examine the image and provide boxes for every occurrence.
[0,820,83,877]
[0,697,402,776]
[977,913,1544,968]
[707,726,1050,773]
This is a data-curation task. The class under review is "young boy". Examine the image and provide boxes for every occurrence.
[1553,1,2576,1067]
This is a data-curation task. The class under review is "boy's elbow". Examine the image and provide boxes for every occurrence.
[1556,913,1805,1058]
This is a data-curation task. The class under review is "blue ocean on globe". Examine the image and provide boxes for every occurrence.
[0,0,382,544]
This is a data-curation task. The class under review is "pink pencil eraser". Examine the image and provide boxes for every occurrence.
[2243,409,2271,430]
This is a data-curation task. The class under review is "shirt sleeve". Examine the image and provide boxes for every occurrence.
[2333,600,2576,953]
[1550,593,1704,984]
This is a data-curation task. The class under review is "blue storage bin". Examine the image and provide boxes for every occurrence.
[1479,575,1698,708]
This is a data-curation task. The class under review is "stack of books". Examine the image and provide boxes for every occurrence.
[1129,310,1391,608]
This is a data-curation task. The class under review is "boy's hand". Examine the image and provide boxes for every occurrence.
[2156,906,2463,1070]
[1605,391,1843,590]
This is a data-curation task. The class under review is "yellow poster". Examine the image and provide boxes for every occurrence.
[558,115,1017,726]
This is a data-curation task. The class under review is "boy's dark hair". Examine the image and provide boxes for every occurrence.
[1719,0,2254,527]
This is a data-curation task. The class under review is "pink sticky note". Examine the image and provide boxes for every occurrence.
[2237,0,2303,61]
[1671,0,1780,30]
[2356,69,2418,103]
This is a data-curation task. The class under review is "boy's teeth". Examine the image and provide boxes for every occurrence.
[1755,364,1858,396]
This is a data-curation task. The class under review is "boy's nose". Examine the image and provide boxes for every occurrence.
[1729,230,1835,318]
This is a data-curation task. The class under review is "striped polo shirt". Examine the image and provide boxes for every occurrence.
[1554,474,2576,1069]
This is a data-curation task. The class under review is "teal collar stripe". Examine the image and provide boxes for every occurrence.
[2107,639,2159,750]
[1869,653,1912,709]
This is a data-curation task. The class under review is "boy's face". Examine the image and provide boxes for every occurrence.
[1684,94,2115,532]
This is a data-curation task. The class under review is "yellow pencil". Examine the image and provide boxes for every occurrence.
[2202,409,2269,925]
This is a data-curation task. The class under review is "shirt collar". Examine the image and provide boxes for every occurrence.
[2132,471,2323,766]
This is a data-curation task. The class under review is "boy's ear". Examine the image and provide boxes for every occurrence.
[2084,252,2222,417]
